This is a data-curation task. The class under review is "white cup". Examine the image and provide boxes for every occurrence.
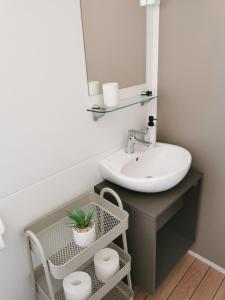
[102,83,119,107]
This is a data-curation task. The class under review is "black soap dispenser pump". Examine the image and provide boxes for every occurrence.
[145,115,157,144]
[148,115,157,127]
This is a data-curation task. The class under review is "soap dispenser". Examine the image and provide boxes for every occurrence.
[145,115,157,145]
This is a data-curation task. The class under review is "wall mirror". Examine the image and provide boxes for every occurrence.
[80,0,146,96]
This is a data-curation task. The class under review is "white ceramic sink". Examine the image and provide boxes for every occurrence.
[100,143,192,193]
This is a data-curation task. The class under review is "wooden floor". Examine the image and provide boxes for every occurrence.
[134,254,225,300]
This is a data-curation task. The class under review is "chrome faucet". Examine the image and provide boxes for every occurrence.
[125,129,151,154]
[125,116,157,154]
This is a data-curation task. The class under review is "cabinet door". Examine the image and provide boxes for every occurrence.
[126,205,157,294]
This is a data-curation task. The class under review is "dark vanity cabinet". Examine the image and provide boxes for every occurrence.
[94,170,202,294]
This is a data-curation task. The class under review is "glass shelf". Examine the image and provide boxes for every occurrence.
[87,94,158,121]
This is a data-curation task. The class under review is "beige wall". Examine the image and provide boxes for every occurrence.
[81,0,146,91]
[158,0,225,267]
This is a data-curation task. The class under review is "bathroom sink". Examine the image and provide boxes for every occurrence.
[100,143,192,193]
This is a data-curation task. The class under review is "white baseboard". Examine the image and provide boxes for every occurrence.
[188,250,225,275]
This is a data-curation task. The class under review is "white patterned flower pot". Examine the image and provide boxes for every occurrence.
[73,223,96,247]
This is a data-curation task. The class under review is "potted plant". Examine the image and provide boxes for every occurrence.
[68,207,96,247]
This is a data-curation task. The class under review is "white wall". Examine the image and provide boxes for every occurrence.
[0,0,147,298]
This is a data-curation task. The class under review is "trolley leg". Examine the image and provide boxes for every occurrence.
[25,231,55,300]
[100,188,132,289]
[43,262,55,300]
[122,232,132,289]
[26,238,39,300]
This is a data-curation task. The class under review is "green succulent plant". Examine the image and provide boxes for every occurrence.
[68,207,94,229]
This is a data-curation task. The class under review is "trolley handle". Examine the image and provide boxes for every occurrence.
[100,187,124,210]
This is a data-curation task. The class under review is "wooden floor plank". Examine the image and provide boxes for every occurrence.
[133,256,225,300]
[191,267,224,300]
[214,278,225,300]
[145,254,195,300]
[133,286,149,300]
[168,259,209,300]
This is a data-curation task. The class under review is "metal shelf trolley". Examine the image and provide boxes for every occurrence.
[25,188,133,300]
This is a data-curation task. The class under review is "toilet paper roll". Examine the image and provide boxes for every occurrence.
[94,248,120,283]
[63,272,92,300]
